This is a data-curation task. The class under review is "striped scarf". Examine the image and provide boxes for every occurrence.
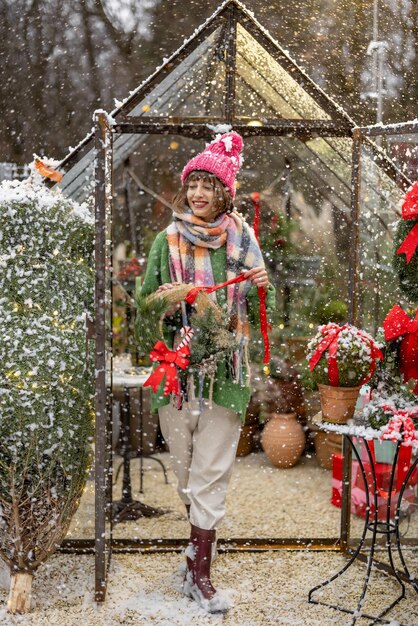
[166,209,264,382]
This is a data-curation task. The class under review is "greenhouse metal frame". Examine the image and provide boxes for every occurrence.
[52,0,415,602]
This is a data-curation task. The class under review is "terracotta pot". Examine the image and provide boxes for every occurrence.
[318,384,360,424]
[315,431,342,470]
[303,390,322,420]
[236,424,258,457]
[261,412,305,468]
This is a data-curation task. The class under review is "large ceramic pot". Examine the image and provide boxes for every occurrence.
[318,384,360,424]
[236,395,260,457]
[315,431,342,470]
[261,412,305,468]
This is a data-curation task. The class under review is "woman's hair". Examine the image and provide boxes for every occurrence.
[172,171,233,217]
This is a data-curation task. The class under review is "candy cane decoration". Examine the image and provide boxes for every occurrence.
[177,325,194,350]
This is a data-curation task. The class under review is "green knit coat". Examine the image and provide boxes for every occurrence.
[139,229,276,421]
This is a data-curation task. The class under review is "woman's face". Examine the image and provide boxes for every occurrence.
[186,178,218,222]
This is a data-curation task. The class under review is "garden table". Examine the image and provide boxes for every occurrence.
[308,417,418,625]
[111,371,168,523]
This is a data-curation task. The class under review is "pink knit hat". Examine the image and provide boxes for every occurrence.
[181,131,244,199]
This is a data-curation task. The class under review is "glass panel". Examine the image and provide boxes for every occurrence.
[126,26,225,118]
[236,23,331,120]
[235,66,300,120]
[106,133,354,543]
[357,140,407,335]
[58,144,95,205]
[63,131,410,546]
[351,134,413,542]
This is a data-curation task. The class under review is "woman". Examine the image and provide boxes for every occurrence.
[139,132,275,612]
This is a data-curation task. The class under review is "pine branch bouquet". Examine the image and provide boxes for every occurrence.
[135,284,240,404]
[0,179,94,613]
[135,284,239,372]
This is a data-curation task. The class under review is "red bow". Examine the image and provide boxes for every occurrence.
[396,223,418,264]
[309,324,383,387]
[383,305,418,393]
[143,340,190,397]
[396,182,418,263]
[401,181,418,220]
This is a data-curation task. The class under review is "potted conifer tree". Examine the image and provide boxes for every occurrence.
[0,178,94,613]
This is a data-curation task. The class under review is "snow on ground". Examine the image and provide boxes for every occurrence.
[0,452,417,624]
[0,550,417,625]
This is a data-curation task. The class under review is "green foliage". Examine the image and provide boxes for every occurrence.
[311,353,371,388]
[189,308,239,367]
[134,290,239,369]
[370,327,403,395]
[364,387,417,430]
[311,298,348,325]
[134,287,170,355]
[0,180,94,572]
[393,218,418,302]
[295,359,318,391]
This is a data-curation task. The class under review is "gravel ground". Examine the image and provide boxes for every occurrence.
[0,551,417,625]
[68,452,372,540]
[1,451,417,624]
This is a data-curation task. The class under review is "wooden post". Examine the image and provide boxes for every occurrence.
[7,572,33,614]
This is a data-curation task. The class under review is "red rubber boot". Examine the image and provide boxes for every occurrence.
[183,524,230,613]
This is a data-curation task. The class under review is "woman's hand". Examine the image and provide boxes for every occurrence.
[156,282,181,294]
[156,282,181,316]
[244,266,269,289]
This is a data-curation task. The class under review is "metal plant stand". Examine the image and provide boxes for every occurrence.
[309,425,418,625]
[112,375,169,523]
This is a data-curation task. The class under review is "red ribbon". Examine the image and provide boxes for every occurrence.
[143,340,190,397]
[185,272,271,364]
[251,192,271,364]
[383,305,418,393]
[401,181,418,220]
[396,222,418,264]
[184,273,247,305]
[309,324,383,386]
[396,181,418,263]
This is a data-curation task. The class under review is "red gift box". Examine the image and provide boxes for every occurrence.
[332,452,417,520]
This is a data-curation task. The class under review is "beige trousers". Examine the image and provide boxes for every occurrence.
[158,399,241,530]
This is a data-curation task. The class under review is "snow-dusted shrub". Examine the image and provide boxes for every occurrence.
[0,179,94,612]
[307,323,382,388]
[363,388,418,430]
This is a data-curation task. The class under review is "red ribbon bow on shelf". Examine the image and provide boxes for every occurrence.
[381,407,418,446]
[396,181,418,264]
[143,340,190,397]
[383,304,418,393]
[309,324,383,387]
